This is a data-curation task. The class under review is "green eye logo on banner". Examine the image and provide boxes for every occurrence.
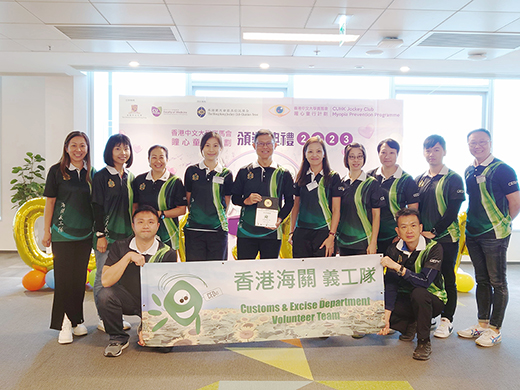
[149,274,208,334]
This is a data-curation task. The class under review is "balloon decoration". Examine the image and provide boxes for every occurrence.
[13,198,53,272]
[22,270,46,291]
[45,269,55,289]
[456,268,475,293]
[13,197,97,291]
[88,268,96,287]
[454,212,475,293]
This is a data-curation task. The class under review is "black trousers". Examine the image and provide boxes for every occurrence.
[98,285,141,343]
[439,241,459,322]
[339,247,366,256]
[293,227,329,258]
[237,237,281,260]
[390,288,445,340]
[184,228,228,261]
[377,237,395,256]
[50,239,91,330]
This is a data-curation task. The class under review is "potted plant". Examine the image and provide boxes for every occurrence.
[10,152,46,209]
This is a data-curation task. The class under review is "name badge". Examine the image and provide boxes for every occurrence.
[306,181,318,191]
[213,176,224,184]
[476,175,486,184]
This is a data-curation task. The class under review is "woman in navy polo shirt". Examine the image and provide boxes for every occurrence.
[337,142,384,256]
[133,145,187,257]
[92,134,135,332]
[184,132,233,261]
[290,136,341,258]
[42,131,94,344]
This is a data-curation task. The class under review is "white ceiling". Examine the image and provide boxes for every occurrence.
[1,0,520,77]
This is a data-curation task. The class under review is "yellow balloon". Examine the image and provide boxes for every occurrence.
[177,212,188,262]
[13,197,97,271]
[456,270,475,293]
[13,198,53,271]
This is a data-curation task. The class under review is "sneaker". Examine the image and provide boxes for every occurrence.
[73,323,88,336]
[475,329,502,347]
[457,324,487,339]
[413,339,432,361]
[58,316,73,344]
[98,319,131,332]
[352,331,366,339]
[104,341,129,357]
[434,318,453,339]
[399,322,416,342]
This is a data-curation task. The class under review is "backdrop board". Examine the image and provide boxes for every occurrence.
[119,97,403,182]
[140,255,385,347]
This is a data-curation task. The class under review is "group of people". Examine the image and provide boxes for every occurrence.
[41,127,519,360]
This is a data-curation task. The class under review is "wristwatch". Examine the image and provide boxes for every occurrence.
[430,228,437,236]
[96,231,105,238]
[397,265,405,276]
[160,211,165,220]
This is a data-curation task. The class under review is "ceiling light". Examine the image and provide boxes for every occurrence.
[468,52,487,61]
[334,14,353,25]
[400,66,410,73]
[354,65,364,69]
[259,63,270,69]
[378,37,404,48]
[366,50,383,56]
[243,32,359,43]
[129,61,139,67]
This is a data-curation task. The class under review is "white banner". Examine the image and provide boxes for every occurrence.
[140,255,385,347]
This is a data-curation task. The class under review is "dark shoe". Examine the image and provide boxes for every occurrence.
[413,339,431,361]
[399,322,416,342]
[104,341,129,357]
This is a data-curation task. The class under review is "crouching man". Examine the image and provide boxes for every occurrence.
[98,205,177,357]
[378,208,446,360]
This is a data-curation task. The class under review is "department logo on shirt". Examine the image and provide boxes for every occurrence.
[108,179,115,188]
[247,172,254,180]
[139,183,146,191]
[192,173,199,181]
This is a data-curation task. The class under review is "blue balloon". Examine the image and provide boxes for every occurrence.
[45,269,55,289]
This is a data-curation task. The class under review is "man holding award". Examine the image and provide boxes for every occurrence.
[232,129,294,259]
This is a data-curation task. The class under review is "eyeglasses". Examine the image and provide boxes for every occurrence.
[348,155,364,160]
[468,140,490,148]
[256,142,274,148]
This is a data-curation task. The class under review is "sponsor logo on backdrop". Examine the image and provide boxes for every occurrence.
[269,105,291,117]
[151,106,162,117]
[197,107,207,118]
[122,104,145,119]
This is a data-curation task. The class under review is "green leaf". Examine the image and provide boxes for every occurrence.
[152,293,162,306]
[148,310,162,316]
[12,167,21,173]
[37,165,45,171]
[24,158,31,164]
[26,152,33,157]
[152,318,168,332]
[10,179,17,184]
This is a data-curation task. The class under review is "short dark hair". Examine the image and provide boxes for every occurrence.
[423,134,446,150]
[395,208,421,224]
[344,142,366,170]
[254,129,275,143]
[467,128,491,141]
[132,205,159,223]
[200,131,223,154]
[377,138,400,154]
[148,145,168,160]
[103,134,134,168]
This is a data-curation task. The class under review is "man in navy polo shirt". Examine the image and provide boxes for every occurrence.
[232,129,294,259]
[458,129,520,347]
